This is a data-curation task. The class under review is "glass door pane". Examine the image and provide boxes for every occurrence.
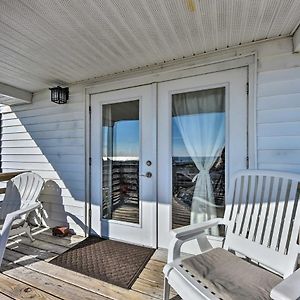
[158,68,248,250]
[102,100,140,224]
[172,87,225,234]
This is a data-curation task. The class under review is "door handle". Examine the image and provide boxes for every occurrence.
[140,172,152,178]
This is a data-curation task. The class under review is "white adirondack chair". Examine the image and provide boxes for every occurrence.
[163,170,300,300]
[0,172,44,266]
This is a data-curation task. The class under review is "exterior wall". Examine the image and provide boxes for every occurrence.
[256,43,300,172]
[0,37,299,236]
[0,86,86,234]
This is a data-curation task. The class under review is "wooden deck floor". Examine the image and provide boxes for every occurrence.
[0,228,180,300]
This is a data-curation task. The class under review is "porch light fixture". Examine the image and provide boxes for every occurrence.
[49,86,69,104]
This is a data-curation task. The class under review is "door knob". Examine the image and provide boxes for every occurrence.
[140,172,152,178]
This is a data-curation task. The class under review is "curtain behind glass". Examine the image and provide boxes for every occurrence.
[172,88,225,233]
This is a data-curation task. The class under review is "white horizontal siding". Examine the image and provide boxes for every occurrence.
[258,78,300,98]
[1,129,84,140]
[0,85,86,235]
[1,103,82,120]
[258,136,300,150]
[1,120,84,134]
[1,169,84,183]
[1,162,83,172]
[1,146,83,156]
[258,150,300,164]
[258,51,300,72]
[257,107,300,123]
[257,43,300,173]
[1,154,84,164]
[1,138,84,148]
[258,122,300,137]
[257,93,300,111]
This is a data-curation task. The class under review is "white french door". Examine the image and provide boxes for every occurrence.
[157,68,248,250]
[90,85,156,247]
[90,68,248,250]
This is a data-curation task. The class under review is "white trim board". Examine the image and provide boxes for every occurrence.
[86,54,255,94]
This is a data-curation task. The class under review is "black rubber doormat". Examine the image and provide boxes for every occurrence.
[50,237,155,289]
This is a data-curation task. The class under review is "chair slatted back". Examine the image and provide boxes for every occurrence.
[0,172,44,221]
[223,170,300,278]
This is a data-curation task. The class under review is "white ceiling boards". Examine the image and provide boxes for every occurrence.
[0,0,299,92]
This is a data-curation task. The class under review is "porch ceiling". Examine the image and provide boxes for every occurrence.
[0,0,299,93]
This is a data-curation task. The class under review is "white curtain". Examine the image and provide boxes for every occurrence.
[173,88,225,232]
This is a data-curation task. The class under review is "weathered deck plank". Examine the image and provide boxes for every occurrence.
[32,231,82,248]
[2,254,109,300]
[0,229,180,300]
[7,235,67,254]
[6,241,57,261]
[0,292,15,300]
[0,272,60,300]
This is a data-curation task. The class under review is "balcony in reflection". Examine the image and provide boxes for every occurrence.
[102,100,140,224]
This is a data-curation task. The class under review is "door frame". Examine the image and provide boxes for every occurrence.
[85,54,257,244]
[157,68,248,249]
[89,84,157,247]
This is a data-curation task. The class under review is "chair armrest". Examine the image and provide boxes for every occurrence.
[167,218,223,263]
[1,202,41,233]
[6,202,41,222]
[271,268,300,300]
[173,218,223,241]
[0,202,41,265]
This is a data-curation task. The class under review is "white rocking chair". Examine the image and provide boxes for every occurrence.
[0,172,44,266]
[163,170,300,300]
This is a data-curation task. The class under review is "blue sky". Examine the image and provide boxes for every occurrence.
[102,113,225,158]
[102,120,139,157]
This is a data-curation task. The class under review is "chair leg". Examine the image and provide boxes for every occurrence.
[24,223,35,242]
[163,277,171,300]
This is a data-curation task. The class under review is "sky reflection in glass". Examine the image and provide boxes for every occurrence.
[102,112,224,159]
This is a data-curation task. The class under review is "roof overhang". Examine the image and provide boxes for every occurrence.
[0,82,32,105]
[0,1,299,98]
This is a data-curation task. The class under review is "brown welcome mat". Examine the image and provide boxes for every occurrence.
[50,237,155,289]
